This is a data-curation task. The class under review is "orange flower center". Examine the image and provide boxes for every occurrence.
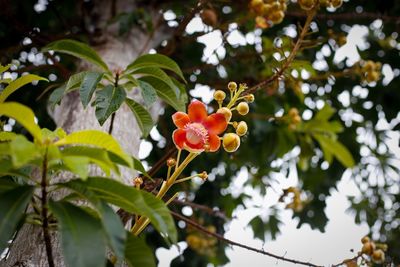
[185,123,208,145]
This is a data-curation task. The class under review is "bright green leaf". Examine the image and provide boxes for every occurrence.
[65,72,88,92]
[125,98,153,138]
[313,133,355,168]
[0,102,42,142]
[62,156,90,180]
[49,200,107,267]
[80,72,104,108]
[0,74,48,103]
[0,132,16,142]
[0,64,11,74]
[9,135,40,168]
[94,85,126,125]
[43,39,109,72]
[126,54,185,82]
[0,185,34,252]
[314,104,336,121]
[125,233,156,267]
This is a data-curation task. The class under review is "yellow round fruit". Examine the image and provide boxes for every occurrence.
[361,236,370,244]
[236,121,248,136]
[228,81,238,91]
[213,90,226,101]
[237,102,249,115]
[371,249,385,264]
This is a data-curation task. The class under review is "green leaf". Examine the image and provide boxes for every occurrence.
[138,80,157,107]
[0,74,48,103]
[48,86,66,108]
[43,39,109,72]
[0,185,35,252]
[0,131,17,141]
[62,156,90,179]
[313,133,355,168]
[9,135,40,168]
[62,177,177,243]
[100,202,126,261]
[171,77,188,106]
[125,233,156,267]
[249,216,265,241]
[94,85,126,125]
[80,72,104,108]
[0,64,11,74]
[125,98,153,138]
[132,156,150,179]
[54,130,131,167]
[0,102,42,142]
[139,76,185,112]
[126,54,185,82]
[314,104,336,121]
[65,72,88,92]
[132,67,176,92]
[0,177,19,194]
[49,201,107,267]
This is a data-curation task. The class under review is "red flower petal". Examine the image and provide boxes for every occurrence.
[172,112,190,129]
[184,141,205,153]
[188,99,207,123]
[172,129,186,149]
[203,113,228,135]
[208,133,221,152]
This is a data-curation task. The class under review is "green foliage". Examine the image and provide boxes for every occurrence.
[94,85,126,125]
[80,72,104,108]
[125,233,156,267]
[0,74,47,103]
[0,185,34,252]
[125,98,154,138]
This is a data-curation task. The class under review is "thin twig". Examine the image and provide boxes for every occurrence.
[171,211,323,267]
[244,9,317,95]
[172,199,228,220]
[286,11,400,23]
[41,148,55,267]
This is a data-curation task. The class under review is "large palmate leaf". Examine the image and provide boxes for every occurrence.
[0,74,48,103]
[62,177,177,243]
[125,98,153,138]
[0,185,34,252]
[80,72,104,108]
[54,130,131,167]
[139,76,185,112]
[125,233,156,267]
[43,39,109,72]
[126,53,186,82]
[49,201,107,267]
[94,85,126,125]
[0,102,42,142]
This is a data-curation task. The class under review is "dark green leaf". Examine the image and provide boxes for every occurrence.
[49,201,107,267]
[65,72,88,92]
[0,185,34,252]
[48,86,66,108]
[43,39,109,72]
[94,85,126,125]
[80,72,104,108]
[138,80,157,107]
[125,232,156,267]
[125,98,153,138]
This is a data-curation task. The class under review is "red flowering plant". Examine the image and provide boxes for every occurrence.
[131,82,255,235]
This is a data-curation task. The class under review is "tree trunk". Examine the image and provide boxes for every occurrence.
[1,1,167,266]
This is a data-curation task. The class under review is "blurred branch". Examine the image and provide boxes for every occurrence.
[244,9,317,95]
[172,199,228,220]
[287,11,400,23]
[171,211,323,267]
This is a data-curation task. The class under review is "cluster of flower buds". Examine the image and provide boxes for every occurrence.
[286,108,302,130]
[186,225,218,257]
[360,60,382,83]
[319,0,343,9]
[213,82,254,153]
[359,236,386,264]
[249,0,288,29]
[280,186,305,212]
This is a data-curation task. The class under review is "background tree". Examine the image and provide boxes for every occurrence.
[0,0,399,266]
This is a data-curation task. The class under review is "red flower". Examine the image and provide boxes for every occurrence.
[172,100,227,152]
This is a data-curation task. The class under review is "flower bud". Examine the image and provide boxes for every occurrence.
[198,171,208,181]
[292,115,301,124]
[361,241,376,255]
[361,236,370,244]
[236,121,248,136]
[227,81,237,91]
[217,107,232,122]
[222,133,241,153]
[270,10,285,24]
[213,90,226,101]
[133,177,143,187]
[298,0,316,10]
[331,0,343,8]
[167,158,176,167]
[371,249,385,264]
[288,107,299,117]
[237,102,249,115]
[244,94,255,103]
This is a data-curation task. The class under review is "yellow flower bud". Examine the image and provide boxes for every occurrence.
[361,241,376,255]
[244,94,255,103]
[366,71,380,83]
[222,133,241,153]
[167,158,176,167]
[371,249,385,264]
[236,121,248,136]
[292,115,301,124]
[361,236,370,244]
[133,177,143,187]
[331,0,343,8]
[227,81,237,91]
[217,107,232,122]
[270,10,285,24]
[198,171,208,181]
[298,0,316,10]
[213,90,226,101]
[237,102,249,115]
[288,107,299,117]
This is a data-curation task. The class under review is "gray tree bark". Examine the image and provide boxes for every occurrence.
[1,1,168,266]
